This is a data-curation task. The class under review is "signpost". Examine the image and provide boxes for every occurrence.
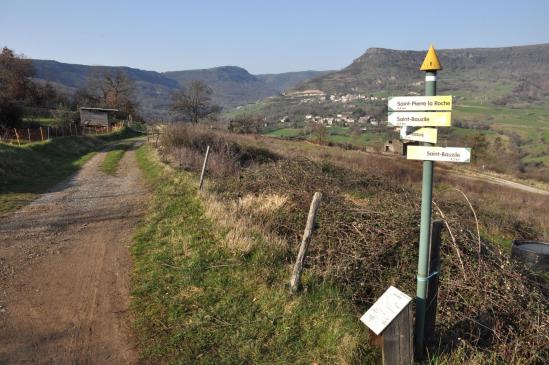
[407,146,471,163]
[383,45,473,359]
[388,95,452,111]
[388,111,451,127]
[400,127,438,144]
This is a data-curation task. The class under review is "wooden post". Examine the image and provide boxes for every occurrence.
[27,128,31,143]
[40,127,44,141]
[155,131,160,147]
[290,192,322,293]
[424,220,443,346]
[14,128,21,146]
[198,145,211,191]
[379,302,414,365]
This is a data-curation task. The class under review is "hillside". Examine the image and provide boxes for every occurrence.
[256,70,333,93]
[32,60,179,119]
[163,66,329,107]
[31,60,327,118]
[164,66,272,108]
[228,44,549,183]
[297,43,549,104]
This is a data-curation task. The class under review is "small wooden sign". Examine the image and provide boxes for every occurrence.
[360,286,412,335]
[407,146,471,163]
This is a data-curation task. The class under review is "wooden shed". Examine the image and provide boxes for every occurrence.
[79,107,118,127]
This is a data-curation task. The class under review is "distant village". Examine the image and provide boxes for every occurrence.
[277,89,387,128]
[279,113,380,128]
[281,89,388,105]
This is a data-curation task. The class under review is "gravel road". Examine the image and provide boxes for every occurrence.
[0,145,149,364]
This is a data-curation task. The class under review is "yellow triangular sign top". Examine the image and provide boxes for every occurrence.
[420,45,442,71]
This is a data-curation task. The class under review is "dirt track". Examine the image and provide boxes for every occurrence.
[0,145,148,364]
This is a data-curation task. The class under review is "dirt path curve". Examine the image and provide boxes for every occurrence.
[0,144,149,364]
[451,170,549,195]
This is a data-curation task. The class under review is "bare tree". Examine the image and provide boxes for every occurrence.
[86,68,137,114]
[172,81,220,123]
[310,123,328,144]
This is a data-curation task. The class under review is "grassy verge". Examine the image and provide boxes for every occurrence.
[132,144,374,364]
[0,127,140,215]
[99,142,133,175]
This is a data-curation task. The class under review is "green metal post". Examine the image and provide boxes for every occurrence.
[415,70,436,357]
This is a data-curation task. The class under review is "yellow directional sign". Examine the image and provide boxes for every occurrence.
[407,146,471,163]
[388,111,451,127]
[401,127,438,143]
[420,45,442,71]
[388,95,452,111]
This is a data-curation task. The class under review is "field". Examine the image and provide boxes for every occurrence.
[22,117,57,125]
[265,126,391,151]
[256,99,549,183]
[454,102,549,167]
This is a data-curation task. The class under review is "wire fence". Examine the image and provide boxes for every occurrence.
[0,122,125,145]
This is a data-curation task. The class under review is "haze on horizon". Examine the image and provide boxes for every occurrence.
[2,0,549,74]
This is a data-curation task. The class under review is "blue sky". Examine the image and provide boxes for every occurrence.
[1,0,548,74]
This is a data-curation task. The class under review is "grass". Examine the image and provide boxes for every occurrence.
[99,143,132,175]
[265,128,303,138]
[132,144,375,364]
[0,127,140,215]
[265,126,390,151]
[23,117,57,125]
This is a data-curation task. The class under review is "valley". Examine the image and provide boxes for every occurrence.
[1,18,548,362]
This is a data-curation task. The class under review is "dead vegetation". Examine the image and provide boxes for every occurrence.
[159,123,548,364]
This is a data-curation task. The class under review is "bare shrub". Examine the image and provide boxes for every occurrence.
[160,123,279,177]
[206,152,548,363]
[156,126,548,362]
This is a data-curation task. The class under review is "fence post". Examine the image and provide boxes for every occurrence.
[198,145,211,191]
[290,192,322,293]
[40,127,44,141]
[27,128,31,143]
[14,128,21,146]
